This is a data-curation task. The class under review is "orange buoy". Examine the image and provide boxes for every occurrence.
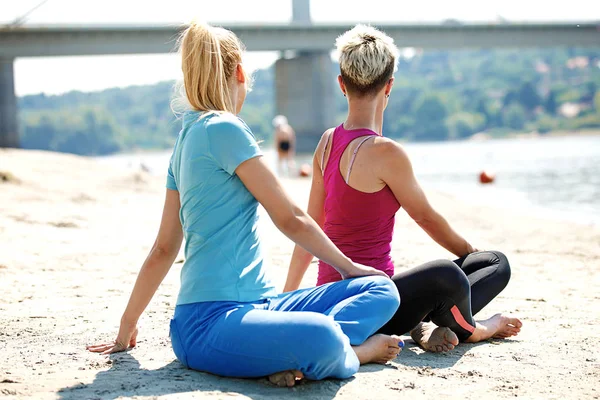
[479,170,495,184]
[299,163,312,177]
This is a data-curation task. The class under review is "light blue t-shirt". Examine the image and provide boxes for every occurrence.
[167,111,277,305]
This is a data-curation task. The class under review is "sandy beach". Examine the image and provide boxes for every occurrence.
[1,148,599,400]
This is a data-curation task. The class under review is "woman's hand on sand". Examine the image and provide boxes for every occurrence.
[341,263,389,280]
[87,321,138,355]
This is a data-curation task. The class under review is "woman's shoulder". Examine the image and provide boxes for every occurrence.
[369,136,412,170]
[314,127,337,156]
[204,112,250,134]
[318,126,340,146]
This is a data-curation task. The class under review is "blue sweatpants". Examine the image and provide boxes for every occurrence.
[169,276,400,380]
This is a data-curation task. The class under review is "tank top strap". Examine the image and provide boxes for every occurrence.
[323,124,378,179]
[320,128,333,172]
[345,135,374,183]
[322,125,344,175]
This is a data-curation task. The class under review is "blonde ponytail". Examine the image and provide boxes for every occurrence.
[177,22,245,114]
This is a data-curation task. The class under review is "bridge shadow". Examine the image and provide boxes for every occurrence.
[58,352,352,400]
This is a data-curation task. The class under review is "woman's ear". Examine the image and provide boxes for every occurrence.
[385,77,394,97]
[337,75,347,97]
[236,64,246,84]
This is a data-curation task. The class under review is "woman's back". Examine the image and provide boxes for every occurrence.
[318,124,401,285]
[169,111,276,305]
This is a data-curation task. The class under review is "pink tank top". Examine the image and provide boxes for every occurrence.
[317,124,401,286]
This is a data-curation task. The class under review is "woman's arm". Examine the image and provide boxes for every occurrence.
[236,155,387,281]
[283,151,326,292]
[87,189,183,354]
[377,141,475,258]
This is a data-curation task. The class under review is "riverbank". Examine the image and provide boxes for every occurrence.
[1,149,598,399]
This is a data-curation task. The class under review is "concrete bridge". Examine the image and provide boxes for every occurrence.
[1,0,599,150]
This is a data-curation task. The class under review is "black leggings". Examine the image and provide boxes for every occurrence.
[377,251,511,341]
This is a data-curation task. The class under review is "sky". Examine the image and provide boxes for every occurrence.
[2,0,598,96]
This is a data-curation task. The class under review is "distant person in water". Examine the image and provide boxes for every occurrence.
[273,115,296,176]
[87,22,403,387]
[284,25,522,352]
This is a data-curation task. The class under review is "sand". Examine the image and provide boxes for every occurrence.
[0,148,599,400]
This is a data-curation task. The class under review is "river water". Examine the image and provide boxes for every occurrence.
[98,134,600,226]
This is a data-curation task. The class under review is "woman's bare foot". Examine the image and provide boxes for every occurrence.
[466,314,522,343]
[410,322,459,352]
[268,370,304,387]
[353,334,403,365]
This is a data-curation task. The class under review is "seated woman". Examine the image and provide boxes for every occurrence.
[87,22,404,387]
[284,25,522,353]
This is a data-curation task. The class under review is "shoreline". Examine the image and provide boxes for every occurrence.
[96,140,600,228]
[95,129,600,155]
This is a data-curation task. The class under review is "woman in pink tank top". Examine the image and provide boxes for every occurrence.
[284,25,522,353]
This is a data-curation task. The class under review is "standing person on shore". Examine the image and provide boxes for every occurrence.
[87,22,404,387]
[273,115,296,176]
[283,25,522,353]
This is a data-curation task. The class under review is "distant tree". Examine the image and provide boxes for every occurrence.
[503,103,526,130]
[21,107,122,155]
[20,114,55,150]
[414,95,447,123]
[475,98,492,127]
[517,81,542,112]
[582,82,598,104]
[503,90,519,107]
[545,90,558,115]
[446,112,486,139]
[386,116,415,139]
[568,113,600,129]
[535,113,557,134]
[412,94,449,141]
[557,88,583,104]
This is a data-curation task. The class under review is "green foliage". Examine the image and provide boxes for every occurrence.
[20,106,122,155]
[412,94,449,141]
[518,81,542,112]
[503,103,527,130]
[446,112,486,139]
[16,47,600,155]
[534,113,557,134]
[386,116,415,139]
[557,89,582,104]
[567,113,600,129]
[545,90,558,115]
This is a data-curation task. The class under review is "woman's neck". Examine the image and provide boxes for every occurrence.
[344,96,385,135]
[229,86,239,115]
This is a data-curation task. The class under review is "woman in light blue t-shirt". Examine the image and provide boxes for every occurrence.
[88,22,403,387]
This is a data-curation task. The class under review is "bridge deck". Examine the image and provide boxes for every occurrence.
[1,22,599,57]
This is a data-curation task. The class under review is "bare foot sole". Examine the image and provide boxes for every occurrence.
[353,334,403,365]
[410,322,459,352]
[466,314,523,343]
[268,370,304,387]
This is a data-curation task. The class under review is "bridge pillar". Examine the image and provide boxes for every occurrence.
[0,58,19,148]
[291,0,311,24]
[275,52,335,153]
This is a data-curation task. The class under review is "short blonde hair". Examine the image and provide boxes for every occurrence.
[178,22,246,114]
[336,24,399,96]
